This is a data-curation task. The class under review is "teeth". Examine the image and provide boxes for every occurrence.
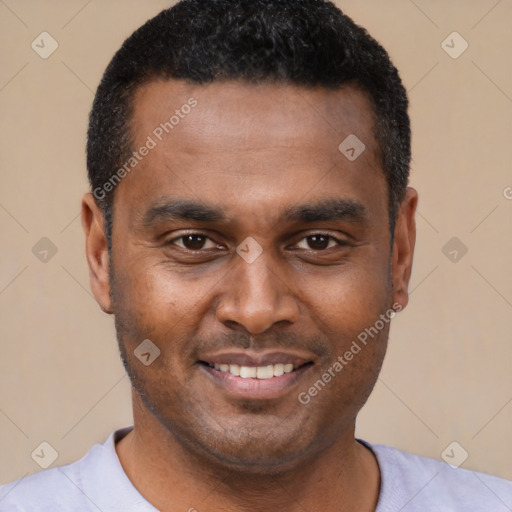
[212,363,297,379]
[273,363,284,376]
[240,366,257,378]
[256,365,274,379]
[229,364,240,376]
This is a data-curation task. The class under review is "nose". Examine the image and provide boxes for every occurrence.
[215,251,300,335]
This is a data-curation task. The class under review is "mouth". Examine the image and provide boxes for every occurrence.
[200,361,311,379]
[197,351,315,399]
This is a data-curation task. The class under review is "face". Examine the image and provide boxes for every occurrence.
[83,79,417,472]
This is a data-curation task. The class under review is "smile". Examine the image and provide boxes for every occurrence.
[206,362,298,379]
[197,351,316,399]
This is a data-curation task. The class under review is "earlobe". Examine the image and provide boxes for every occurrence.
[81,193,113,314]
[391,187,418,311]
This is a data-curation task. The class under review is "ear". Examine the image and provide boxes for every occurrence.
[391,187,418,310]
[81,193,113,314]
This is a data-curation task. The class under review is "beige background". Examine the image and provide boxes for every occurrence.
[1,0,511,485]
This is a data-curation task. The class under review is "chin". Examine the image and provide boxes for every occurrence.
[163,412,320,474]
[197,439,313,475]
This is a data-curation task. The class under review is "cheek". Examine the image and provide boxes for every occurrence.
[111,265,194,402]
[311,262,391,337]
[111,261,214,365]
[116,263,191,320]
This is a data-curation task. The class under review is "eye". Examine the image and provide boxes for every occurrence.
[170,233,219,251]
[294,234,344,251]
[167,232,346,253]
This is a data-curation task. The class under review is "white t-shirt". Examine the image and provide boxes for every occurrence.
[1,426,511,511]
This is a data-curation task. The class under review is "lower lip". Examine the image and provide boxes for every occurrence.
[199,364,312,400]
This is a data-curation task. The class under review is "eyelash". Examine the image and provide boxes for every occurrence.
[167,232,347,252]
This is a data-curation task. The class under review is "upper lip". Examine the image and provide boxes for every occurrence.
[198,350,315,368]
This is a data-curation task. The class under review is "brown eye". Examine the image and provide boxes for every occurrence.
[183,235,206,250]
[296,234,340,251]
[171,234,217,251]
[307,235,330,250]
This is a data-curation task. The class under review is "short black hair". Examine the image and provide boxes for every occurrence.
[87,0,410,249]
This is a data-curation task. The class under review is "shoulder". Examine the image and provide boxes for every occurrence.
[0,463,85,512]
[0,427,152,512]
[365,441,512,512]
[0,445,103,512]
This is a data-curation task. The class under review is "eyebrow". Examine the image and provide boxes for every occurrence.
[140,197,367,226]
[284,198,367,223]
[141,199,226,225]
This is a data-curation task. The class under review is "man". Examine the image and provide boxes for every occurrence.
[1,0,511,510]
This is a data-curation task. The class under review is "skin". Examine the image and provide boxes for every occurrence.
[82,79,417,512]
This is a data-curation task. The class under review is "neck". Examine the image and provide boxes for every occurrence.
[116,395,380,512]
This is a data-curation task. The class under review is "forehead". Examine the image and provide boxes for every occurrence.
[130,79,378,154]
[114,79,386,227]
